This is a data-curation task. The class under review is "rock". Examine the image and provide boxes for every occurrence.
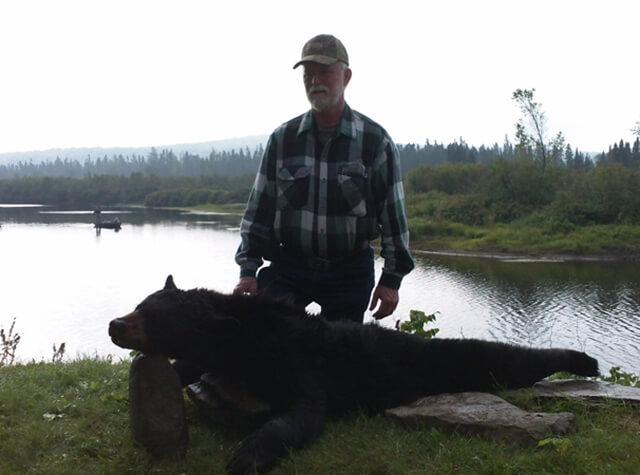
[385,392,575,445]
[129,353,188,459]
[532,379,640,404]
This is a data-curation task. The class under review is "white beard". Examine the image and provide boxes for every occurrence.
[306,86,337,112]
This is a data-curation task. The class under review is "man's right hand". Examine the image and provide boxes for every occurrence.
[233,276,258,295]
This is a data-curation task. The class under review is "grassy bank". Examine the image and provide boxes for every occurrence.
[408,220,640,258]
[1,358,639,474]
[188,202,640,259]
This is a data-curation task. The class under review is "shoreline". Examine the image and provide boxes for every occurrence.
[410,247,640,263]
[184,205,640,264]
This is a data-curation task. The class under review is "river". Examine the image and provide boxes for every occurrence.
[1,204,638,375]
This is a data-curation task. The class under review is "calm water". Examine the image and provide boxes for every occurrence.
[1,205,639,375]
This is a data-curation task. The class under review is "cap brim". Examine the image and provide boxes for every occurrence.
[293,54,339,69]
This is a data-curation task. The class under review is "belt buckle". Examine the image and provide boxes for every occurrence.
[307,257,332,271]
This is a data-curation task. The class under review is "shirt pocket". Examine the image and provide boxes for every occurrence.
[337,162,367,217]
[277,165,311,210]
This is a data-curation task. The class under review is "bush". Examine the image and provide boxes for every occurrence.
[406,163,486,195]
[480,158,561,221]
[549,164,640,225]
[438,193,489,225]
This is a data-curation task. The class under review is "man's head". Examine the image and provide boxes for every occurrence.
[294,34,352,115]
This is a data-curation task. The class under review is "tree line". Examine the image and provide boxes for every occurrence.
[0,135,637,225]
[0,136,598,181]
[0,147,264,179]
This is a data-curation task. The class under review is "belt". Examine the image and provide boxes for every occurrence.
[278,242,370,272]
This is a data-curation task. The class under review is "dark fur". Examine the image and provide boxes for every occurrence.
[109,276,599,474]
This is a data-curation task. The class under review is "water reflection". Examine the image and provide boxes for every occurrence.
[401,253,640,375]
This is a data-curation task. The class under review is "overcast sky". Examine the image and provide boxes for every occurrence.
[1,0,638,155]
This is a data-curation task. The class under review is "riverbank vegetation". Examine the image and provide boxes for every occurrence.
[2,157,639,258]
[0,357,638,474]
[1,88,639,257]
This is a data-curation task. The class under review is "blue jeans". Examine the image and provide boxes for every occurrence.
[257,247,375,323]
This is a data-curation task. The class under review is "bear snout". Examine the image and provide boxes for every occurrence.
[108,318,127,338]
[109,312,147,350]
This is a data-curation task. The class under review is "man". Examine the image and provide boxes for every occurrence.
[233,34,414,322]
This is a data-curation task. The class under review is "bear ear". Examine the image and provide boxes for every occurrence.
[164,275,178,290]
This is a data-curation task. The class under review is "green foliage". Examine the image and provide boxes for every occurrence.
[143,187,251,207]
[549,164,640,225]
[438,193,489,225]
[482,157,561,220]
[0,318,21,367]
[0,174,255,207]
[405,162,486,195]
[51,343,66,364]
[597,138,640,167]
[537,437,573,454]
[600,366,640,388]
[397,310,439,339]
[512,88,565,170]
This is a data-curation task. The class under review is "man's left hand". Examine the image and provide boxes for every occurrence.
[369,284,399,319]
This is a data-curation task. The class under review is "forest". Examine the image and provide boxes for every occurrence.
[0,136,638,223]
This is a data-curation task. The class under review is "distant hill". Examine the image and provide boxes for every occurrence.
[0,135,269,166]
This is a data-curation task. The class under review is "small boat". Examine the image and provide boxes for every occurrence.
[94,217,122,230]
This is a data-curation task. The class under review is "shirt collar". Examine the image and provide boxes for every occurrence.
[297,103,357,140]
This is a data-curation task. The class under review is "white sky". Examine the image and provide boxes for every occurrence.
[0,0,638,155]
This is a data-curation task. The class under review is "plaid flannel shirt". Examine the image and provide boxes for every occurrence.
[235,104,414,289]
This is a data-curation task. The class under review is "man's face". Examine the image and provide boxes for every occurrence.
[303,62,351,112]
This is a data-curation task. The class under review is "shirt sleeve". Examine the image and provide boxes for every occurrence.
[373,137,415,289]
[235,134,278,278]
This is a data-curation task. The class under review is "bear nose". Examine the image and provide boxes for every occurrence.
[109,318,126,337]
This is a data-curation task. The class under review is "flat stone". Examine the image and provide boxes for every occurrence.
[385,392,575,445]
[531,379,640,404]
[129,353,188,459]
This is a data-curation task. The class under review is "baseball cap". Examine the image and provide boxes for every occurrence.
[293,34,349,69]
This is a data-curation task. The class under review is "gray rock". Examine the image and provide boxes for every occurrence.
[129,353,188,459]
[385,392,575,444]
[532,379,640,404]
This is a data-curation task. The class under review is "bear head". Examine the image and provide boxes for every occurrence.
[108,275,240,360]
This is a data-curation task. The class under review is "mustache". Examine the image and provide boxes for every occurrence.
[308,86,329,94]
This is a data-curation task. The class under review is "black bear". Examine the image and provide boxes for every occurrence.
[109,275,599,474]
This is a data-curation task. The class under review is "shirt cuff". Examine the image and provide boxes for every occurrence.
[379,271,402,290]
[239,266,258,279]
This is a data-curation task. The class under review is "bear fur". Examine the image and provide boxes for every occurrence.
[109,275,599,474]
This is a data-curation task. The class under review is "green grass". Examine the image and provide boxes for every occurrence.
[189,202,246,214]
[410,219,640,257]
[1,358,639,474]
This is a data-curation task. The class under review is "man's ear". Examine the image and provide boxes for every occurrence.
[344,67,352,87]
[164,275,178,290]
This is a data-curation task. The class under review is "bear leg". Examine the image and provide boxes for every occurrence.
[226,397,326,474]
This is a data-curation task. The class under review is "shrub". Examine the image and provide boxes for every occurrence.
[438,193,489,225]
[406,163,486,195]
